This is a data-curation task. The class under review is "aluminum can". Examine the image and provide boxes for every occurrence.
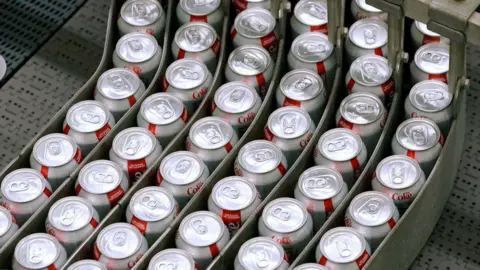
[162,59,213,115]
[0,205,18,247]
[294,166,348,231]
[315,227,371,269]
[350,0,388,22]
[95,68,146,121]
[157,151,210,208]
[29,133,82,191]
[126,187,179,246]
[275,69,327,123]
[63,100,116,155]
[172,22,221,72]
[0,169,52,225]
[175,211,230,269]
[234,237,290,270]
[313,128,368,188]
[345,19,388,66]
[293,263,328,270]
[94,223,149,270]
[225,44,275,98]
[391,118,444,175]
[231,8,279,58]
[410,21,449,51]
[409,43,449,85]
[264,107,316,166]
[344,191,400,250]
[345,55,394,106]
[287,32,337,92]
[137,93,188,146]
[404,80,453,135]
[336,92,388,154]
[46,196,100,255]
[207,176,262,236]
[148,248,199,270]
[258,197,314,260]
[234,140,288,198]
[76,160,129,219]
[109,127,163,184]
[12,233,68,270]
[186,116,239,172]
[234,0,272,13]
[176,0,224,34]
[117,0,166,40]
[211,81,262,135]
[290,0,329,39]
[67,260,107,270]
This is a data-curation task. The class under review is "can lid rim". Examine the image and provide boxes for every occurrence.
[355,0,383,13]
[291,32,334,63]
[228,45,271,75]
[15,233,61,269]
[339,92,384,124]
[96,223,143,259]
[348,19,388,49]
[166,59,209,90]
[409,80,452,113]
[293,0,328,26]
[66,100,111,133]
[319,226,367,263]
[318,128,363,161]
[348,191,396,226]
[238,237,284,269]
[160,151,206,185]
[112,127,158,160]
[395,118,441,151]
[0,206,13,234]
[47,196,95,232]
[297,166,345,200]
[33,133,78,167]
[174,22,217,53]
[140,93,184,125]
[68,259,107,269]
[280,69,324,101]
[179,211,226,247]
[413,43,450,74]
[267,107,313,139]
[211,176,257,211]
[1,168,47,203]
[180,0,221,16]
[96,68,141,100]
[414,21,440,37]
[375,155,423,189]
[214,82,259,113]
[115,32,159,63]
[234,8,276,39]
[78,160,124,194]
[129,186,176,221]
[188,117,235,150]
[261,197,308,233]
[149,248,195,270]
[120,0,162,27]
[237,140,283,174]
[349,55,392,87]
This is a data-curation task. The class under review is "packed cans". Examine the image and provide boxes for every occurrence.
[294,263,328,270]
[67,260,107,270]
[350,0,387,22]
[410,21,449,51]
[234,237,290,270]
[176,0,224,33]
[117,0,166,40]
[290,0,329,38]
[410,43,449,85]
[234,0,272,13]
[13,233,68,270]
[0,206,18,247]
[345,19,388,65]
[148,248,198,270]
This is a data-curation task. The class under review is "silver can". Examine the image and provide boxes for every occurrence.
[258,197,314,260]
[186,116,239,172]
[148,248,199,270]
[117,0,166,40]
[95,68,146,121]
[290,0,329,39]
[275,69,327,123]
[0,205,18,247]
[287,32,337,92]
[313,128,368,188]
[410,21,449,51]
[391,118,444,175]
[293,263,328,270]
[345,19,388,66]
[12,233,68,270]
[225,44,275,99]
[409,43,449,85]
[67,260,107,270]
[350,0,388,22]
[211,81,262,135]
[344,191,400,250]
[234,237,290,270]
[176,0,224,34]
[234,140,288,198]
[172,22,221,72]
[264,107,316,166]
[46,196,100,255]
[234,0,272,13]
[137,93,188,146]
[76,160,130,219]
[157,151,210,208]
[109,127,163,184]
[294,166,348,232]
[175,211,230,270]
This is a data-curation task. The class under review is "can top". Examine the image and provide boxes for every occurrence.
[121,0,162,26]
[212,176,257,211]
[294,0,328,26]
[409,80,452,113]
[14,233,62,269]
[148,248,196,270]
[291,32,333,63]
[112,127,158,160]
[180,0,221,16]
[350,55,392,86]
[97,68,142,100]
[116,32,159,63]
[238,237,286,270]
[262,197,308,233]
[395,118,441,151]
[267,107,312,139]
[376,155,423,189]
[189,116,235,150]
[175,22,217,53]
[340,92,383,124]
[129,186,176,222]
[141,93,185,125]
[48,196,95,232]
[179,211,226,247]
[293,263,329,270]
[238,140,284,174]
[317,128,363,162]
[280,69,324,101]
[33,133,78,167]
[67,259,107,270]
[97,223,144,259]
[160,151,207,185]
[355,0,382,12]
[234,8,276,38]
[214,82,259,113]
[319,227,367,263]
[414,43,449,75]
[166,59,209,90]
[414,21,440,37]
[78,160,124,194]
[0,206,13,237]
[349,19,388,49]
[298,166,344,200]
[228,45,271,76]
[66,100,111,133]
[1,169,47,203]
[348,191,397,226]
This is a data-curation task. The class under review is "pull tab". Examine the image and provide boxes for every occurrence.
[201,124,224,144]
[28,242,46,264]
[230,89,246,103]
[127,39,144,52]
[360,61,381,82]
[46,140,62,156]
[107,74,132,91]
[390,166,405,184]
[124,135,146,155]
[191,219,208,234]
[185,28,202,45]
[93,172,115,184]
[113,230,127,246]
[220,186,240,199]
[251,248,270,268]
[306,176,331,190]
[140,194,164,210]
[308,3,326,19]
[9,181,29,192]
[175,159,193,174]
[253,149,275,163]
[421,52,448,65]
[157,262,177,270]
[293,77,313,91]
[179,68,200,80]
[132,2,151,19]
[304,42,326,54]
[354,102,375,116]
[336,240,352,257]
[272,207,290,221]
[80,111,101,124]
[244,17,267,32]
[281,115,297,135]
[194,0,215,6]
[327,139,347,152]
[151,100,175,119]
[409,125,427,146]
[243,53,261,69]
[357,198,383,221]
[363,27,377,45]
[60,202,84,226]
[423,90,444,102]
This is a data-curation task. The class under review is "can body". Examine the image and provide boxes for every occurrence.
[147,249,198,270]
[409,43,449,85]
[13,233,68,270]
[176,0,224,34]
[117,0,166,40]
[234,237,290,270]
[410,21,449,51]
[67,260,108,270]
[345,19,388,66]
[234,0,272,13]
[350,0,388,22]
[0,206,19,247]
[290,0,329,39]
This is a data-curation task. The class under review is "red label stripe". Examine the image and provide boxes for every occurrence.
[211,100,218,113]
[73,148,82,164]
[12,215,17,224]
[43,187,52,197]
[225,142,233,153]
[195,264,200,270]
[277,163,287,176]
[310,24,328,35]
[106,185,125,207]
[407,150,416,159]
[190,15,208,23]
[180,107,188,122]
[47,265,57,270]
[316,61,326,76]
[350,157,361,179]
[355,250,371,269]
[148,123,156,135]
[127,159,147,183]
[231,28,238,40]
[283,252,290,263]
[234,0,248,11]
[260,31,278,54]
[283,97,301,107]
[128,95,137,107]
[131,215,148,234]
[95,123,111,141]
[256,73,267,98]
[324,198,334,218]
[374,48,384,57]
[338,117,354,130]
[319,256,328,265]
[90,218,99,228]
[75,184,82,195]
[177,49,186,59]
[63,124,71,135]
[372,171,377,180]
[156,170,163,186]
[387,217,396,229]
[162,77,169,91]
[209,243,220,258]
[221,209,241,227]
[264,126,274,141]
[346,78,356,94]
[93,244,102,260]
[428,73,448,84]
[381,79,395,98]
[423,35,441,44]
[40,166,49,179]
[439,134,445,145]
[211,39,221,57]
